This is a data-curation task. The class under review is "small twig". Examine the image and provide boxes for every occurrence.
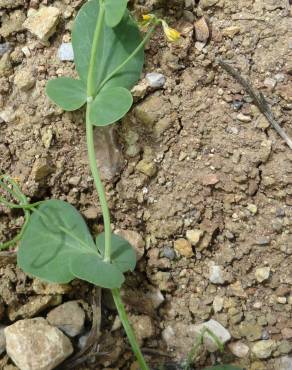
[218,59,292,150]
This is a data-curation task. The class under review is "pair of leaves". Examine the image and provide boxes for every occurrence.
[17,200,136,289]
[46,0,143,126]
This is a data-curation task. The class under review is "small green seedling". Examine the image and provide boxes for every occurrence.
[0,1,180,369]
[184,327,243,370]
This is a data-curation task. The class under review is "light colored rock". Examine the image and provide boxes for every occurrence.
[264,77,277,90]
[114,229,145,261]
[247,203,257,214]
[192,319,231,352]
[4,318,73,370]
[136,159,157,177]
[14,68,35,91]
[255,267,270,283]
[146,288,164,309]
[252,340,276,359]
[31,158,52,181]
[129,315,155,344]
[47,301,85,337]
[222,26,240,38]
[194,17,209,43]
[237,113,252,122]
[82,207,98,220]
[174,238,193,257]
[0,325,6,355]
[228,341,249,358]
[213,295,224,313]
[23,7,60,42]
[145,72,166,89]
[209,265,225,284]
[57,43,74,61]
[186,229,204,246]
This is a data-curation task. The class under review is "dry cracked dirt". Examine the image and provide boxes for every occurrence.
[0,0,292,369]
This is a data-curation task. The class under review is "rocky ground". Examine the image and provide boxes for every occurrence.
[0,0,292,369]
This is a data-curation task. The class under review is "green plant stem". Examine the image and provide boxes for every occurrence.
[98,22,158,92]
[85,4,150,369]
[86,2,112,263]
[112,288,150,370]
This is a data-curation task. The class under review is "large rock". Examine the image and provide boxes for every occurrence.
[23,7,60,42]
[4,318,73,370]
[47,301,85,337]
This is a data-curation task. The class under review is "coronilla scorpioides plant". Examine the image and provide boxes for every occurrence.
[0,1,181,369]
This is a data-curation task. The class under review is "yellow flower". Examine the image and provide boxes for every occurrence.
[162,21,180,42]
[142,14,152,21]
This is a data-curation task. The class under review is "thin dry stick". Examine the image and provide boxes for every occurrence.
[218,59,292,150]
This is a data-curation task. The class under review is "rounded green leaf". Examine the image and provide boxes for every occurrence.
[70,253,125,289]
[72,0,144,91]
[105,0,128,27]
[46,77,87,111]
[89,87,133,126]
[96,232,136,273]
[17,200,96,283]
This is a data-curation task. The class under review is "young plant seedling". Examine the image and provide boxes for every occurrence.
[0,1,180,369]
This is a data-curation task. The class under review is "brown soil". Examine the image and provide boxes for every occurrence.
[0,0,291,369]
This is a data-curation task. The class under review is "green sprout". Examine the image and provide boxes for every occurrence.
[0,1,182,369]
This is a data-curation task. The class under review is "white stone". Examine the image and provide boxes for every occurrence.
[145,72,166,89]
[4,318,73,370]
[191,319,231,352]
[209,265,225,284]
[255,267,270,283]
[228,341,249,358]
[57,43,74,61]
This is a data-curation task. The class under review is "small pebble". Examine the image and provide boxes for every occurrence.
[145,72,166,89]
[162,246,176,260]
[209,265,225,284]
[247,204,257,215]
[237,113,252,122]
[174,238,193,258]
[57,43,74,61]
[264,77,277,90]
[228,341,249,358]
[255,267,270,283]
